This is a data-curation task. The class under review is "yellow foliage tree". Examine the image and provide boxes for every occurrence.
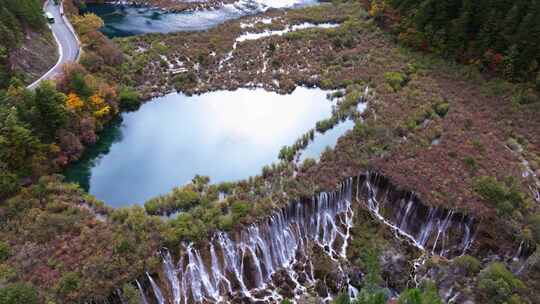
[72,13,104,36]
[65,93,84,111]
[89,94,105,108]
[94,106,111,118]
[49,143,61,154]
[369,0,386,19]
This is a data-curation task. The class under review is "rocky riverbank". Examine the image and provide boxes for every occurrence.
[85,0,237,12]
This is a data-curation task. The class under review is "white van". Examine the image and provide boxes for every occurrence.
[45,12,55,24]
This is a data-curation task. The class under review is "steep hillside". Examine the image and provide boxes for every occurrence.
[8,29,57,85]
[0,0,57,88]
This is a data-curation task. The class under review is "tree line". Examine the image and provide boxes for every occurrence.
[379,0,540,84]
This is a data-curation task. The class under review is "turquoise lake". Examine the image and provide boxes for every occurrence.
[64,88,353,207]
[84,0,318,37]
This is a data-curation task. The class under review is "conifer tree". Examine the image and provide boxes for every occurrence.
[502,4,523,47]
[0,107,41,175]
[388,0,539,81]
[33,82,68,141]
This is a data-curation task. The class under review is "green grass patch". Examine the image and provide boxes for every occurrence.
[384,71,408,92]
[473,176,525,217]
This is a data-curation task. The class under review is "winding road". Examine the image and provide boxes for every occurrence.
[27,0,81,89]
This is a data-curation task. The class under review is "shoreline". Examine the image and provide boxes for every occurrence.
[85,0,238,13]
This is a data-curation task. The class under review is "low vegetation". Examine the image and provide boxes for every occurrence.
[397,283,443,304]
[0,176,162,302]
[0,283,38,304]
[452,255,481,275]
[1,0,540,302]
[384,71,408,92]
[473,176,526,217]
[477,262,525,304]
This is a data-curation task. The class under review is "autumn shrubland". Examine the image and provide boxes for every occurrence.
[1,0,540,302]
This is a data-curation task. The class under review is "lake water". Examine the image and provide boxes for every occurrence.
[85,0,318,37]
[298,119,354,163]
[64,87,354,207]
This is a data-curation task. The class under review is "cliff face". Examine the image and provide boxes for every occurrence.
[136,173,486,303]
[357,173,476,258]
[141,179,355,303]
[8,29,57,85]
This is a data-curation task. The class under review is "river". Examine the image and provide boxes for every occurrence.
[84,0,318,37]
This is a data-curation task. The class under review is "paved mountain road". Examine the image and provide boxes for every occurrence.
[27,0,80,89]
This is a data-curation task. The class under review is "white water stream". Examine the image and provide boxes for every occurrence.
[136,173,477,303]
[145,179,354,303]
[219,22,339,70]
[358,172,476,257]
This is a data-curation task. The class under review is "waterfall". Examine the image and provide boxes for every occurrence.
[138,173,478,303]
[162,250,181,304]
[147,272,165,304]
[136,279,149,304]
[356,172,477,257]
[145,179,354,303]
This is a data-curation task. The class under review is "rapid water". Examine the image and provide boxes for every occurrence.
[357,173,476,257]
[85,0,319,37]
[134,172,477,303]
[64,87,347,206]
[143,179,355,303]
